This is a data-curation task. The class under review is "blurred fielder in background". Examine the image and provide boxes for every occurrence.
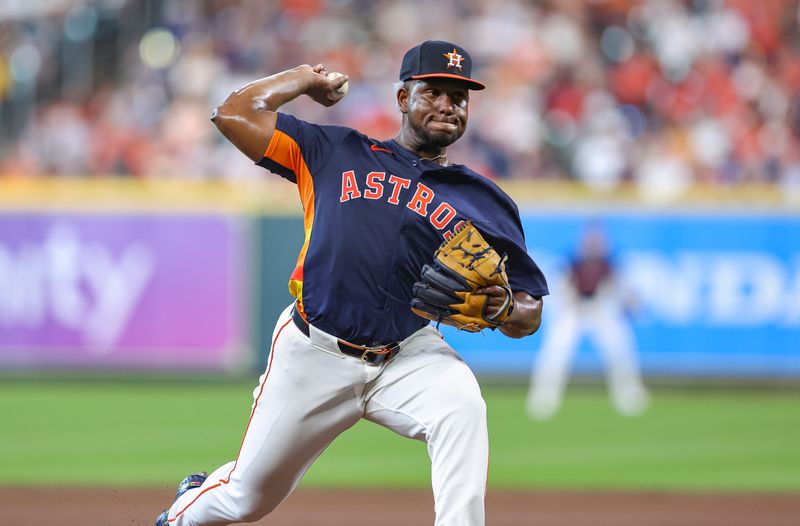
[527,224,649,419]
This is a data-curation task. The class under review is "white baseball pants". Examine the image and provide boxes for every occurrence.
[164,304,489,525]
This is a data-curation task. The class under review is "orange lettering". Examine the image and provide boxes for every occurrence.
[364,171,385,200]
[340,170,362,202]
[430,202,456,229]
[406,183,435,217]
[387,175,411,205]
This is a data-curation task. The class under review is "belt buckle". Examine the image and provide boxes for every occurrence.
[360,349,376,364]
[361,343,397,365]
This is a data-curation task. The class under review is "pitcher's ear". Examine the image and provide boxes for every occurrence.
[397,86,409,114]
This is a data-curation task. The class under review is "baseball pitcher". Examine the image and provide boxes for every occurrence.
[155,40,548,526]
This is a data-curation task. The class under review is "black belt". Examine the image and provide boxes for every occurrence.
[291,307,399,366]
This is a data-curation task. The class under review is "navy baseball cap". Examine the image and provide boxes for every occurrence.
[399,40,485,90]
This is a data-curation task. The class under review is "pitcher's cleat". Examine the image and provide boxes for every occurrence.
[154,472,209,526]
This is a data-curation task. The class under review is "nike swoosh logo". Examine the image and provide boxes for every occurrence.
[370,144,393,153]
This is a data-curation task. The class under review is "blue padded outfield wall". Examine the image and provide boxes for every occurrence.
[444,211,800,378]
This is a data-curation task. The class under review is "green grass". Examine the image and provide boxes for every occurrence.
[1,378,799,490]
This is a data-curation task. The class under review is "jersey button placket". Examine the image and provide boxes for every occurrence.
[371,212,406,345]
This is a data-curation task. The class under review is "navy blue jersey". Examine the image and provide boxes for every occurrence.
[258,112,548,346]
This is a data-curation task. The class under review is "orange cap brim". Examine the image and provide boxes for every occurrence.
[410,73,486,90]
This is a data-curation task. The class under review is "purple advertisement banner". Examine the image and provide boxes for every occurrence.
[0,213,246,371]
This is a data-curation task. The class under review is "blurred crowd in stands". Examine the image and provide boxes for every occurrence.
[1,0,800,197]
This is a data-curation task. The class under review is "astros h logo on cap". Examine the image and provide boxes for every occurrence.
[399,40,486,90]
[443,48,464,70]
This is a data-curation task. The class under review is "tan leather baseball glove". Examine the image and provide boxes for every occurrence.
[410,221,514,332]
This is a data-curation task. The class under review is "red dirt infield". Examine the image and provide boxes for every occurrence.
[2,487,799,525]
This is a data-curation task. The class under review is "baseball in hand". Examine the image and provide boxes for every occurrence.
[326,71,349,101]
